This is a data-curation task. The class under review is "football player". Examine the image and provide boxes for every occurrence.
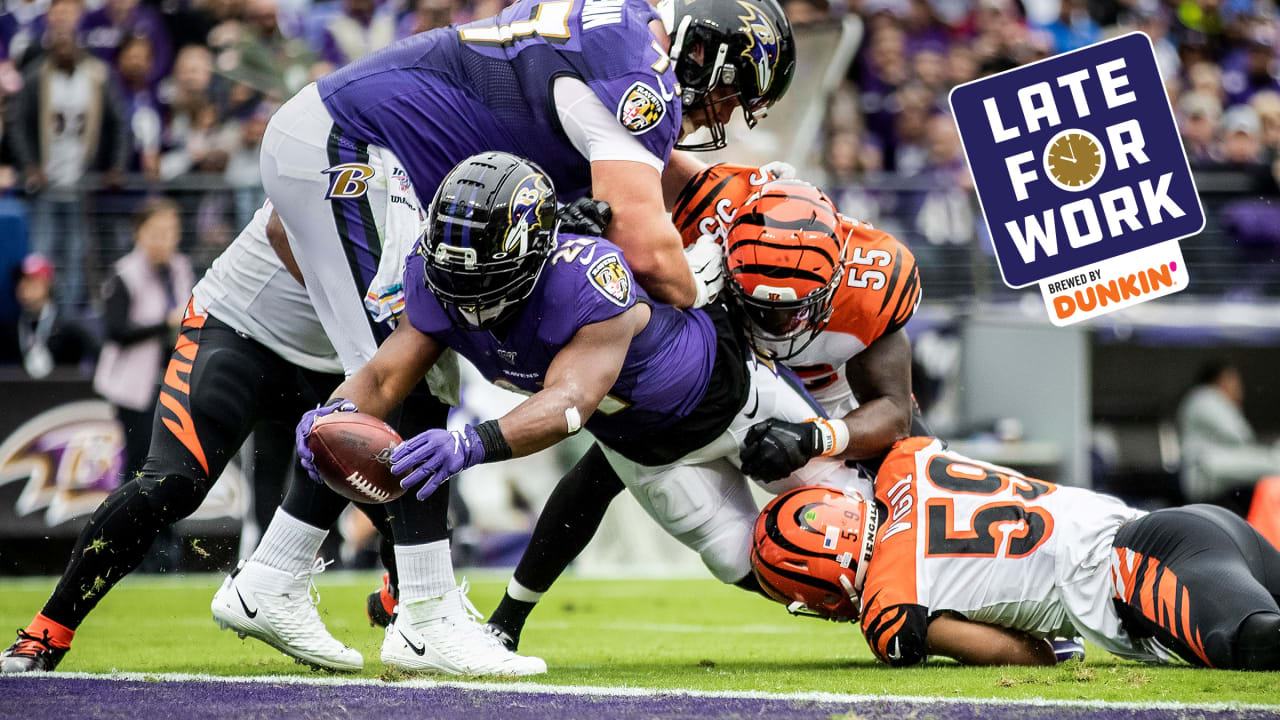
[264,0,797,380]
[756,438,1280,671]
[212,0,797,674]
[0,202,508,675]
[303,152,869,668]
[483,170,927,649]
[261,0,797,646]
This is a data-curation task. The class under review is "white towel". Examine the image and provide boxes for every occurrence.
[363,146,461,407]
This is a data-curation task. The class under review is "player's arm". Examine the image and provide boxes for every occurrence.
[293,319,444,484]
[662,150,708,210]
[924,613,1057,667]
[495,304,647,455]
[390,304,650,499]
[837,329,915,460]
[592,160,698,307]
[740,331,913,479]
[328,319,444,419]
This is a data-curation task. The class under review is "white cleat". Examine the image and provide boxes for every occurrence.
[211,558,363,672]
[381,580,546,677]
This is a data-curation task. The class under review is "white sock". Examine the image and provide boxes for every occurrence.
[395,540,455,603]
[506,578,544,604]
[248,508,327,574]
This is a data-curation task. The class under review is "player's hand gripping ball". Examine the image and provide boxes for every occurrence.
[301,403,405,503]
[391,425,487,500]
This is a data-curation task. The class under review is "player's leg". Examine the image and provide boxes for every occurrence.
[1112,504,1280,669]
[1,309,284,673]
[486,443,625,650]
[605,450,763,587]
[210,361,368,672]
[378,388,546,676]
[259,84,387,377]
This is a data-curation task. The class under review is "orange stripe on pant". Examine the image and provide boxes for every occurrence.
[159,390,209,476]
[157,321,209,476]
[1116,550,1213,667]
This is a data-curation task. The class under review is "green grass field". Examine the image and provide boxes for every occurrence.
[2,572,1277,706]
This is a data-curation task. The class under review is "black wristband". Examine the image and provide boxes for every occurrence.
[474,419,513,462]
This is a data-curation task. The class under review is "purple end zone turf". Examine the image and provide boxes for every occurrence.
[1,676,1274,720]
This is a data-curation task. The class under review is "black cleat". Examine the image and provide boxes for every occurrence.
[1,629,68,673]
[366,573,398,628]
[483,623,518,652]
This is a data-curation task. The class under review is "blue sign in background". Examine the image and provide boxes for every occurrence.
[950,32,1203,288]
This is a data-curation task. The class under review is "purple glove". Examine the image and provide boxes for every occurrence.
[296,398,358,483]
[391,424,485,500]
[1051,637,1086,663]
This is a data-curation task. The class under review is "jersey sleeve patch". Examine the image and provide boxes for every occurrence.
[587,252,633,306]
[616,81,666,135]
[862,599,929,667]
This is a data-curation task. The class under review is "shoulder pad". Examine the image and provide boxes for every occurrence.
[828,219,921,345]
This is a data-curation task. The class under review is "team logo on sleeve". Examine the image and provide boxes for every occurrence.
[587,253,631,306]
[503,174,554,255]
[737,0,778,95]
[617,82,666,135]
[323,163,375,199]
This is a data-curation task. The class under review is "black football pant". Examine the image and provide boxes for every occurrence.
[40,311,448,630]
[1113,504,1280,670]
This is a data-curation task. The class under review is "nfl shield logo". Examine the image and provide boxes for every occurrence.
[391,167,411,193]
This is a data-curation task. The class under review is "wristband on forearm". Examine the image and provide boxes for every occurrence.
[808,417,850,457]
[474,419,513,461]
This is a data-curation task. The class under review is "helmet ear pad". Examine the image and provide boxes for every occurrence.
[419,152,558,329]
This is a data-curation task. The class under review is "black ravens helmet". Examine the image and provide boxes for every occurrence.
[419,152,558,329]
[665,0,796,151]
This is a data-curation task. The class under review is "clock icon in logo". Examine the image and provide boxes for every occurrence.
[1043,128,1106,192]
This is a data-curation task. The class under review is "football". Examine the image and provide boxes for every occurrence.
[307,412,404,504]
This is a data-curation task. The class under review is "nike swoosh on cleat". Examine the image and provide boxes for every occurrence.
[235,589,258,618]
[399,630,426,656]
[744,391,760,419]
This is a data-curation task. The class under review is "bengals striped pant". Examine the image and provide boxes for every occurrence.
[1111,504,1280,669]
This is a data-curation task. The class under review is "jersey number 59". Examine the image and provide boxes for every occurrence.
[922,455,1056,559]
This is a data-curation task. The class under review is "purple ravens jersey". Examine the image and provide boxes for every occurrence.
[317,0,681,202]
[403,234,720,460]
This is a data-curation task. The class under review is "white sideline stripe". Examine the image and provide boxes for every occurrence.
[11,671,1280,713]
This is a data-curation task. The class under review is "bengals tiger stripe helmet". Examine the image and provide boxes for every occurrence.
[723,180,846,361]
[751,486,878,622]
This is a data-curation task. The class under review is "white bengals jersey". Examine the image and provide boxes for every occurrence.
[193,201,342,374]
[860,437,1150,666]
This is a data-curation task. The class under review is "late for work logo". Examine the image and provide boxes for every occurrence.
[950,32,1203,325]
